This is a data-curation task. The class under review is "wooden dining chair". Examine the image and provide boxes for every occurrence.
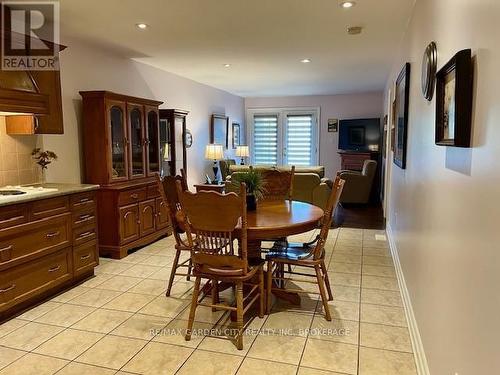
[156,171,192,296]
[265,176,345,321]
[260,166,295,201]
[177,182,265,350]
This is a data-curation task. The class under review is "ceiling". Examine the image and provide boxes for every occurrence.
[59,0,415,97]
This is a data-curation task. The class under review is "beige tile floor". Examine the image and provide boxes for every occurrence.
[0,228,417,375]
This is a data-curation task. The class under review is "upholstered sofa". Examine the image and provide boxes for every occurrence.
[225,163,333,209]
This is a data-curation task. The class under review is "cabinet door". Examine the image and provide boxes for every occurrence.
[119,204,139,244]
[173,116,186,175]
[159,118,171,177]
[139,199,156,236]
[155,197,170,230]
[145,106,160,176]
[127,103,146,178]
[30,70,64,134]
[106,100,129,182]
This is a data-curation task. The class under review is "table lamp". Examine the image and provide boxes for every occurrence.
[235,145,250,165]
[205,144,224,183]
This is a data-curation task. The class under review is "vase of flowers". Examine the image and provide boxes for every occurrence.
[32,148,57,182]
[231,169,266,211]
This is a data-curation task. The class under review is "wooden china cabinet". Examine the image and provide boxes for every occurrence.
[80,91,172,259]
[159,109,189,177]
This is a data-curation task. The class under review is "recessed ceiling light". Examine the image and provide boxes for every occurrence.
[301,58,311,63]
[340,1,356,8]
[136,23,148,30]
[223,63,231,68]
[347,26,363,35]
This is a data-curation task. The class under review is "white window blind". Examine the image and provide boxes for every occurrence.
[285,114,314,166]
[253,114,278,165]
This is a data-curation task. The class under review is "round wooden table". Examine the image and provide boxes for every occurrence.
[245,200,324,259]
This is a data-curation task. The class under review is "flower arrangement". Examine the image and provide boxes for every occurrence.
[31,148,58,170]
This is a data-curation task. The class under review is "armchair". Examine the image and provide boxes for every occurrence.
[337,160,377,204]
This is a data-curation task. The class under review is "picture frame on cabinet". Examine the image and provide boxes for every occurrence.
[393,63,410,169]
[435,49,473,147]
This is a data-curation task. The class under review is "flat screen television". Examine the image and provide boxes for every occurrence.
[338,118,381,151]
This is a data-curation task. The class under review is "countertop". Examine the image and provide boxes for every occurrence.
[0,183,100,207]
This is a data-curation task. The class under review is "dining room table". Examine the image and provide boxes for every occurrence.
[244,199,324,305]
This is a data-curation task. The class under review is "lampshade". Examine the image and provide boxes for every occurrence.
[205,144,224,160]
[162,143,170,161]
[235,145,249,158]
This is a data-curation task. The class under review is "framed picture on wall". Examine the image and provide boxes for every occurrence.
[210,114,229,149]
[328,118,338,132]
[393,63,410,169]
[435,49,473,147]
[232,122,241,149]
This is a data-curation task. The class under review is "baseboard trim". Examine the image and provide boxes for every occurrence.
[386,224,430,375]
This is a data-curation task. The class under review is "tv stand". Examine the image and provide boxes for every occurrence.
[338,150,379,171]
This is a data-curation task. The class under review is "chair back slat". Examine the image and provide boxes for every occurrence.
[177,181,249,276]
[260,166,295,201]
[313,176,345,259]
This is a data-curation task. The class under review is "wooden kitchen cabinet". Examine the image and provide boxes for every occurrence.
[139,199,156,237]
[155,197,169,230]
[0,189,98,321]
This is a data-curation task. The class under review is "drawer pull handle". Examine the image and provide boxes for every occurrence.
[48,265,60,273]
[80,254,91,260]
[76,214,94,224]
[2,215,25,223]
[78,231,95,239]
[0,284,16,293]
[46,231,61,238]
[0,245,13,253]
[79,198,90,203]
[130,193,139,199]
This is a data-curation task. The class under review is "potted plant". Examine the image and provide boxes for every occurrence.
[231,169,266,211]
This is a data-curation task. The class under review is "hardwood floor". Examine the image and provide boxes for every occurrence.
[333,202,385,230]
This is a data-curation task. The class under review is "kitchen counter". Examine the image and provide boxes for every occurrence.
[0,183,99,207]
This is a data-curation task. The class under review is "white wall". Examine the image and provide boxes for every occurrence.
[43,37,244,187]
[245,93,383,179]
[385,0,500,373]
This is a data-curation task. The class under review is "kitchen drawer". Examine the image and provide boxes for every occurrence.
[0,213,71,268]
[0,247,72,312]
[147,184,160,199]
[73,222,97,247]
[0,204,29,230]
[71,192,96,210]
[73,240,98,277]
[31,196,69,220]
[118,187,147,206]
[72,205,96,228]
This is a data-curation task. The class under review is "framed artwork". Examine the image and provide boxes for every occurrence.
[435,49,473,147]
[185,129,193,148]
[328,118,338,132]
[210,114,229,149]
[394,63,410,169]
[232,122,241,149]
[422,41,438,101]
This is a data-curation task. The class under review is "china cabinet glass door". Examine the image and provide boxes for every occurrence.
[146,109,160,175]
[159,118,170,177]
[108,101,128,181]
[128,105,145,178]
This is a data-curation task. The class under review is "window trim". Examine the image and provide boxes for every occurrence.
[246,107,320,166]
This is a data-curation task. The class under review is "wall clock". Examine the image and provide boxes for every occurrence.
[422,41,437,100]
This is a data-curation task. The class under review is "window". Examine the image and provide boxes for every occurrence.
[247,108,319,166]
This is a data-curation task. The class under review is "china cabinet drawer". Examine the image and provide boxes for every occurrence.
[0,247,72,311]
[147,184,160,198]
[118,188,147,206]
[31,196,70,220]
[73,240,98,277]
[0,214,71,268]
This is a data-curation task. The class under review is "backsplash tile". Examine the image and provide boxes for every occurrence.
[0,117,41,186]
